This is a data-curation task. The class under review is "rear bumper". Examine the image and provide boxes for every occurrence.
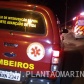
[0,77,55,84]
[26,78,54,84]
[0,69,56,84]
[0,79,22,84]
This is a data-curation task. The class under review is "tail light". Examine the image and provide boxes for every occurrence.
[49,50,60,79]
[53,50,60,57]
[51,50,60,71]
[52,57,59,64]
[78,30,83,35]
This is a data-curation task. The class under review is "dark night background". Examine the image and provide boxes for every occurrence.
[26,0,84,25]
[3,0,84,25]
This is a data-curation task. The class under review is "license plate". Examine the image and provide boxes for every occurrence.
[0,70,21,81]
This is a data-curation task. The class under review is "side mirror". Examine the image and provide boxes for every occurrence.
[62,28,68,33]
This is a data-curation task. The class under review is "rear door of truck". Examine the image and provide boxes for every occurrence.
[0,1,55,75]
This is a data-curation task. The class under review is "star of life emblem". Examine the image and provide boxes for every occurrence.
[27,42,45,61]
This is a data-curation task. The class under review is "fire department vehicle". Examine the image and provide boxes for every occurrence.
[72,12,84,39]
[0,1,67,84]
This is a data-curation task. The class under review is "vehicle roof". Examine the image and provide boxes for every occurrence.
[0,1,51,12]
[0,1,60,46]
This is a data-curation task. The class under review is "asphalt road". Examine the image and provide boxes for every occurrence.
[61,30,84,84]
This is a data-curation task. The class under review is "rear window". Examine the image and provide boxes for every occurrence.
[0,9,45,34]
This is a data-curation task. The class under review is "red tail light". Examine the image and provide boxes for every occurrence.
[53,50,60,57]
[52,57,59,64]
[51,50,60,72]
[49,50,60,79]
